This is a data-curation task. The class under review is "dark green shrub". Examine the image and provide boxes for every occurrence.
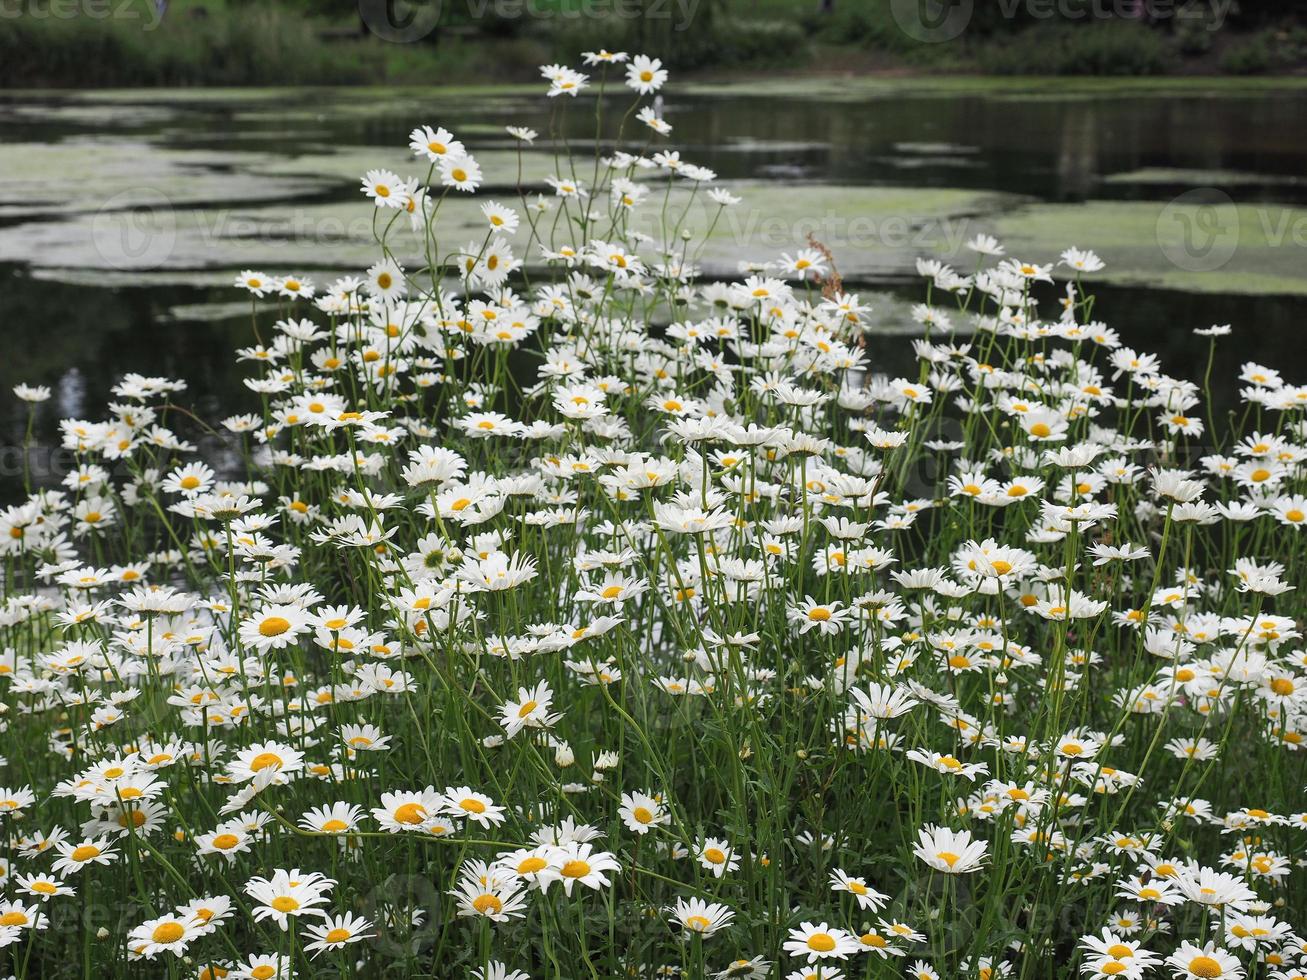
[976,22,1176,76]
[553,15,808,71]
[1220,34,1277,73]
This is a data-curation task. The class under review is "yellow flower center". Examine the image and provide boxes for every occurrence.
[258,617,290,637]
[152,921,185,944]
[561,859,591,878]
[249,752,282,772]
[806,933,837,952]
[393,803,427,825]
[472,894,501,914]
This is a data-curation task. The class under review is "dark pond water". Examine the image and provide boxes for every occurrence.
[3,81,1307,496]
[9,84,1307,199]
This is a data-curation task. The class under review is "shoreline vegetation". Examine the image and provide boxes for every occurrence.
[0,0,1306,88]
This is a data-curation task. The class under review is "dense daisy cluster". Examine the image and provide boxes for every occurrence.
[2,51,1306,980]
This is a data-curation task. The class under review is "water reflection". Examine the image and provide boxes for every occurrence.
[5,87,1307,203]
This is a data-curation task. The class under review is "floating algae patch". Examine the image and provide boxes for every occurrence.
[879,155,982,172]
[1101,168,1307,190]
[678,75,1307,105]
[0,100,180,131]
[246,147,570,192]
[0,197,508,273]
[0,182,1023,285]
[716,138,830,154]
[3,173,1300,298]
[70,87,316,106]
[218,87,538,127]
[893,142,980,156]
[675,183,1026,282]
[159,126,335,146]
[984,199,1307,296]
[0,140,336,217]
[26,268,245,290]
[161,301,263,323]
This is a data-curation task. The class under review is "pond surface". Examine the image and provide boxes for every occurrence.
[3,78,1307,485]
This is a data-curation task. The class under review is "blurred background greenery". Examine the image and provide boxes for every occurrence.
[1,0,1305,87]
